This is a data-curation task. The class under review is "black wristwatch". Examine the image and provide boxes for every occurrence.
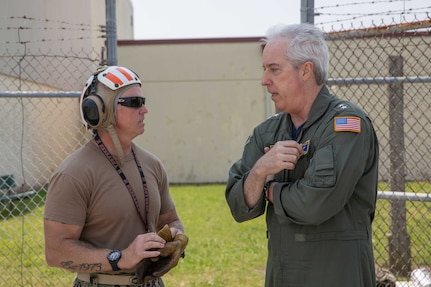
[107,250,122,271]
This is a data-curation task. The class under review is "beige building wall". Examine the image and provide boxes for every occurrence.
[117,39,273,183]
[116,0,134,39]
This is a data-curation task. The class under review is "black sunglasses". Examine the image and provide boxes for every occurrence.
[117,97,146,108]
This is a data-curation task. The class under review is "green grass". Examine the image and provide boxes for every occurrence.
[374,182,431,273]
[1,183,431,286]
[0,185,267,287]
[162,185,267,287]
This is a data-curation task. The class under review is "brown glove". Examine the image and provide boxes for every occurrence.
[133,224,188,284]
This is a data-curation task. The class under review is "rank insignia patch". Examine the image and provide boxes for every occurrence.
[301,140,310,156]
[334,116,361,133]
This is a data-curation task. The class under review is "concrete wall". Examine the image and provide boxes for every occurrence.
[117,39,273,183]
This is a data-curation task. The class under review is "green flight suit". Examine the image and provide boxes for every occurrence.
[226,86,379,287]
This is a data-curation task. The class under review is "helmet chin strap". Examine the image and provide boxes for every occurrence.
[106,125,125,166]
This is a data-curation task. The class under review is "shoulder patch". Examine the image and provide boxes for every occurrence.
[334,116,361,133]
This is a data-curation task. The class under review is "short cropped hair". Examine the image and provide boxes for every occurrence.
[263,23,329,85]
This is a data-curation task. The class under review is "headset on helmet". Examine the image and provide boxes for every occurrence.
[79,66,142,130]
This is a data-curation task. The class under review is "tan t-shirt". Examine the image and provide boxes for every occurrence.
[44,141,175,251]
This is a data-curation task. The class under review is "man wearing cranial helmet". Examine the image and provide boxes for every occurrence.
[44,66,187,287]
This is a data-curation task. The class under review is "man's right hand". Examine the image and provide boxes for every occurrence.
[243,140,303,208]
[259,140,303,175]
[119,232,166,270]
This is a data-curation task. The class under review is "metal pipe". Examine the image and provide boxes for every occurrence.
[105,0,117,66]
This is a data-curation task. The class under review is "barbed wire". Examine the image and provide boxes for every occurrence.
[0,36,106,45]
[0,52,99,63]
[317,7,429,18]
[314,0,431,28]
[315,0,416,10]
[2,25,102,33]
[316,10,431,27]
[0,15,105,45]
[0,16,97,29]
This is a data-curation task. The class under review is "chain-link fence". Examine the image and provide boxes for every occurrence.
[324,20,431,282]
[1,17,431,287]
[0,47,99,286]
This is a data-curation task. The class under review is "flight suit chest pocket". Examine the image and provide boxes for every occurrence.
[307,144,336,187]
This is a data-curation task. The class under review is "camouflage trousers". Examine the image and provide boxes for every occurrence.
[73,277,164,287]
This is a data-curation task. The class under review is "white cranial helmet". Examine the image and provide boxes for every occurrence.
[79,66,141,130]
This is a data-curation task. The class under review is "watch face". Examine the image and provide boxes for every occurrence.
[108,250,121,261]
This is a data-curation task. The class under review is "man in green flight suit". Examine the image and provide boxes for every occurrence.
[226,23,379,287]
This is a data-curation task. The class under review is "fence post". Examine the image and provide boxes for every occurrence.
[386,55,411,277]
[300,0,315,24]
[105,0,118,66]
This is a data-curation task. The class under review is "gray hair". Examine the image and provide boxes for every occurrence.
[263,23,329,85]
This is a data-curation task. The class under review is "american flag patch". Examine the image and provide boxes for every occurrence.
[334,116,361,133]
